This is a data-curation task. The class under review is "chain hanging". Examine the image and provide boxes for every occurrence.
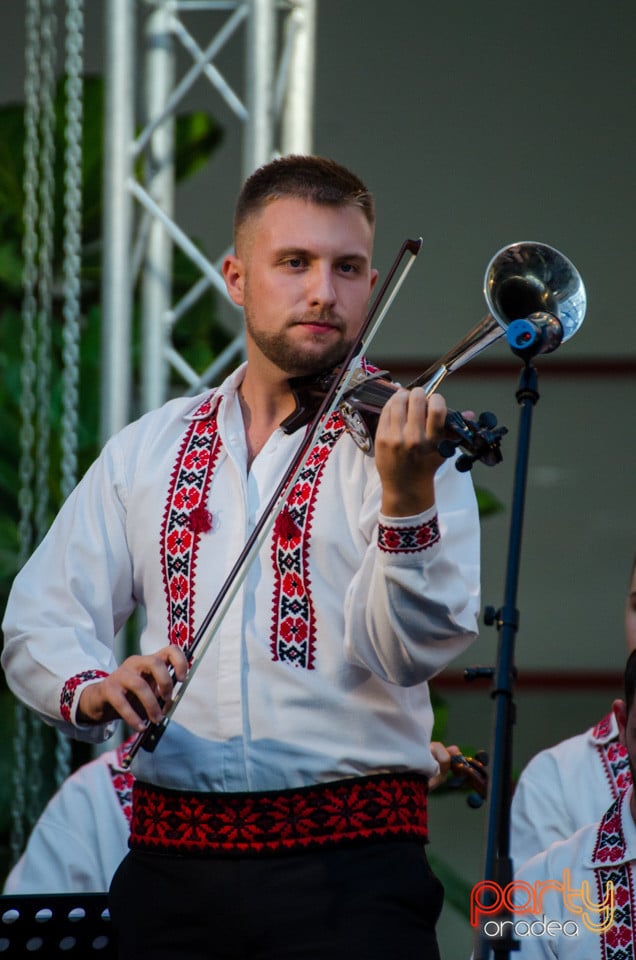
[55,0,85,789]
[12,0,59,865]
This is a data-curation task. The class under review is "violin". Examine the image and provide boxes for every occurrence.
[282,365,508,472]
[447,751,489,808]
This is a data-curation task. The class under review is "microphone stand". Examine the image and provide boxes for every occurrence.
[473,322,551,959]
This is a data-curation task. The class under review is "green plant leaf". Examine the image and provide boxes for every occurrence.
[175,111,224,182]
[476,484,504,517]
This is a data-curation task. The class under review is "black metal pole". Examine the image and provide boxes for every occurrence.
[474,361,540,960]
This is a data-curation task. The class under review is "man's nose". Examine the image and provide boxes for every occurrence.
[307,264,337,307]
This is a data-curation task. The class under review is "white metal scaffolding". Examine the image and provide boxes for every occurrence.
[101,0,316,441]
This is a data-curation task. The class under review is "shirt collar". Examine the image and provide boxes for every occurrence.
[183,362,247,422]
[589,711,619,745]
[587,787,636,868]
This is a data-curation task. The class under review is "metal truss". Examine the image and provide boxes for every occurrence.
[100,0,316,441]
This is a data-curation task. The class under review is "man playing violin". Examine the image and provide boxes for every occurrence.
[2,155,481,959]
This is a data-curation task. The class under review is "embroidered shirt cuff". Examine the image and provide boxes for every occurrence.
[377,508,441,555]
[60,670,109,724]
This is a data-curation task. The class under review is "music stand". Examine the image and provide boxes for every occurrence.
[0,893,114,957]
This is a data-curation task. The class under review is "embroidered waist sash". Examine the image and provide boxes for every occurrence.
[129,773,428,856]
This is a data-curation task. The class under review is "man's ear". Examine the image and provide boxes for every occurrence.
[613,698,628,746]
[222,254,246,307]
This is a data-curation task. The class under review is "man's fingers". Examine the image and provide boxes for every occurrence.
[77,645,190,730]
[380,388,447,442]
[425,392,447,435]
[130,647,190,718]
[164,645,189,683]
[428,741,461,791]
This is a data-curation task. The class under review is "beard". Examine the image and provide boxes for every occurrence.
[245,309,354,378]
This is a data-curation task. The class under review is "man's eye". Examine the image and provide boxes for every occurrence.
[339,262,358,274]
[287,257,304,268]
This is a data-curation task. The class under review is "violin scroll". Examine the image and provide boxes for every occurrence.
[438,410,508,472]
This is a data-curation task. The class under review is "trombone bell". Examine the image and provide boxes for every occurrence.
[414,241,586,395]
[485,241,586,344]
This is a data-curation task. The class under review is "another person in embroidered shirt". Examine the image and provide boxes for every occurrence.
[507,649,636,959]
[2,155,480,960]
[3,738,135,894]
[510,556,636,870]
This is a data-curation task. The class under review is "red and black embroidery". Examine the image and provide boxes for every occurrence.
[161,380,429,673]
[60,670,109,722]
[108,737,136,824]
[130,773,428,856]
[270,411,345,669]
[161,395,222,651]
[378,516,440,554]
[594,796,635,960]
[594,714,616,741]
[600,741,633,798]
[594,713,632,798]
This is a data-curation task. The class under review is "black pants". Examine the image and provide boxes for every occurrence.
[109,840,444,959]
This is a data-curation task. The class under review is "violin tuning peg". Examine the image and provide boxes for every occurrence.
[477,411,498,429]
[437,439,458,459]
[455,454,476,473]
[467,792,484,809]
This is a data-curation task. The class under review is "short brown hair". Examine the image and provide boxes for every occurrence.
[233,155,376,242]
